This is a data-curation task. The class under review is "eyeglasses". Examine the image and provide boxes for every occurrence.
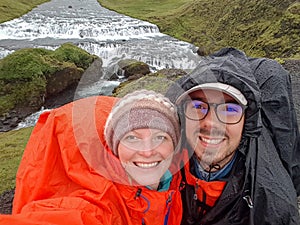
[184,100,247,124]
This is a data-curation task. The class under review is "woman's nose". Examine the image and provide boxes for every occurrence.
[138,140,157,156]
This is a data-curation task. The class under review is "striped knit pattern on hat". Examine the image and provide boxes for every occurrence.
[104,89,180,155]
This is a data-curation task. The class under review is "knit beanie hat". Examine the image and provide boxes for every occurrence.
[104,90,180,155]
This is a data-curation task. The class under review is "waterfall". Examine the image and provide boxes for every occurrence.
[0,0,200,70]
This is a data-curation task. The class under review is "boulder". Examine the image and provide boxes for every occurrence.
[106,59,150,80]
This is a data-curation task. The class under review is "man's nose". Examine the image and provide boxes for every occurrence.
[201,108,220,126]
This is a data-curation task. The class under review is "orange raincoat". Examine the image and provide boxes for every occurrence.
[0,96,183,225]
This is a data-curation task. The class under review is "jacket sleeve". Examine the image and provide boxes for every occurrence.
[252,127,300,224]
[249,58,300,195]
[12,96,119,214]
[12,107,81,213]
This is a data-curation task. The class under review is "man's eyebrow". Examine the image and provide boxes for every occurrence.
[190,97,238,104]
[190,97,205,101]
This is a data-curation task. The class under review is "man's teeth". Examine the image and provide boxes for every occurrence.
[135,162,159,168]
[201,137,222,144]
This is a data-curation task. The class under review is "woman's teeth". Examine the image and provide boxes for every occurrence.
[135,162,159,168]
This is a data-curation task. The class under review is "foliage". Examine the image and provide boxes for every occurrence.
[0,48,54,81]
[0,44,97,115]
[98,0,300,59]
[0,127,33,194]
[113,72,181,97]
[0,0,50,23]
[53,43,97,70]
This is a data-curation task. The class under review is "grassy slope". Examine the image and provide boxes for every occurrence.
[98,0,300,59]
[0,0,49,195]
[0,0,50,23]
[0,127,33,193]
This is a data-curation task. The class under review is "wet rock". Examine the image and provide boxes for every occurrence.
[46,66,83,97]
[0,189,14,214]
[105,59,150,81]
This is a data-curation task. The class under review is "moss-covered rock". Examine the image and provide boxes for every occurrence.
[0,43,98,131]
[112,68,186,97]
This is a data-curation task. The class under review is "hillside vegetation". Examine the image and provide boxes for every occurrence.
[0,0,50,23]
[0,43,97,116]
[0,127,33,193]
[98,0,300,59]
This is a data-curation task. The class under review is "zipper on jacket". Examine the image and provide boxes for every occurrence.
[135,188,142,199]
[163,191,174,225]
[193,182,199,200]
[134,188,150,225]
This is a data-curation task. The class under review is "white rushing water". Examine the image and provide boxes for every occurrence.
[0,0,200,70]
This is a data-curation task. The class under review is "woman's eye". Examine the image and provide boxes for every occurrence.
[153,135,167,141]
[123,135,139,141]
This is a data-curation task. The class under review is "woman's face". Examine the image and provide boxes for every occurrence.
[118,128,174,189]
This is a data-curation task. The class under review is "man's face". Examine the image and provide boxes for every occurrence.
[184,89,245,171]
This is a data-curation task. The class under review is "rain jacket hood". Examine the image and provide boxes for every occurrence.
[166,47,300,225]
[167,47,262,142]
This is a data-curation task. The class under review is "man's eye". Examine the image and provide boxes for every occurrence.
[192,103,204,109]
[191,101,206,109]
[227,107,238,112]
[192,104,202,109]
[224,104,241,113]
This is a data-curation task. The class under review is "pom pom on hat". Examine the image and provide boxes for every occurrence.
[104,90,180,155]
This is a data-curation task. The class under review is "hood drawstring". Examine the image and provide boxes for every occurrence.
[207,164,221,181]
[193,152,238,181]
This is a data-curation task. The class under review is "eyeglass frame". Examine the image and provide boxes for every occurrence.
[183,99,248,124]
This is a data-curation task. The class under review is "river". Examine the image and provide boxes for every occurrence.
[0,0,200,71]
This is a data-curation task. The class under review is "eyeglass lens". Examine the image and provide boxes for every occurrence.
[184,100,244,124]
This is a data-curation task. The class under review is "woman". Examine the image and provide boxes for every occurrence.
[1,90,183,225]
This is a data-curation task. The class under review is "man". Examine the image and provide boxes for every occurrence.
[167,48,300,224]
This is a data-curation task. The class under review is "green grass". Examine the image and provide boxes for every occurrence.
[0,0,50,23]
[98,0,191,20]
[0,127,33,194]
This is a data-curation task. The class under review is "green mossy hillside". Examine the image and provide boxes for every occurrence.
[0,127,33,194]
[0,0,50,23]
[99,0,299,59]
